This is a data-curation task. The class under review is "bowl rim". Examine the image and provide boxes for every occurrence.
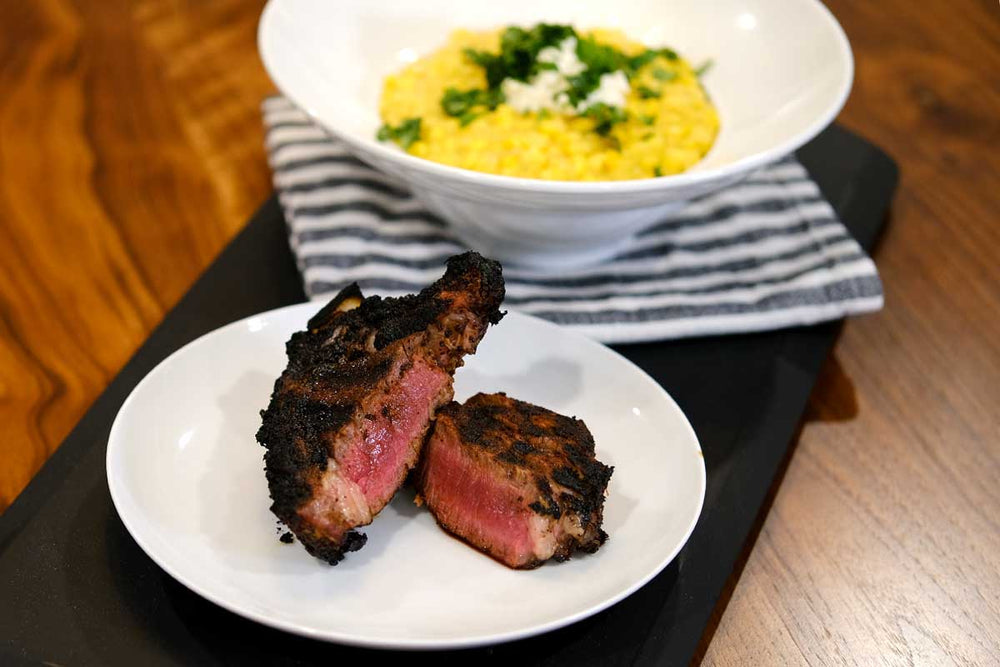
[259,0,853,195]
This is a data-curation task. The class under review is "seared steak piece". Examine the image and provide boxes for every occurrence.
[416,393,613,569]
[257,253,504,564]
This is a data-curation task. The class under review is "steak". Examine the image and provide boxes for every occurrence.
[416,392,613,569]
[257,252,504,564]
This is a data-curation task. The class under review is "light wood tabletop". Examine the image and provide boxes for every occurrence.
[1,0,997,663]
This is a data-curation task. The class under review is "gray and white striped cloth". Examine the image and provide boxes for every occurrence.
[264,96,882,344]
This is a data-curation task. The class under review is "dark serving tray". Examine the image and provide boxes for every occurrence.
[0,124,896,667]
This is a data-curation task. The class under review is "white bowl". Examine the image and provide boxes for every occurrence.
[259,0,852,270]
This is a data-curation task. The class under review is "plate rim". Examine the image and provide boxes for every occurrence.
[106,302,706,650]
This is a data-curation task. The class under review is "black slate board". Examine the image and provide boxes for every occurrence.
[0,125,897,667]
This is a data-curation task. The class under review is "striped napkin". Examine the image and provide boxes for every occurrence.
[264,97,882,344]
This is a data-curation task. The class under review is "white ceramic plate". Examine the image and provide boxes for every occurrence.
[106,304,705,649]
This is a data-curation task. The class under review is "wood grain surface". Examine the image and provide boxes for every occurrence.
[1,0,997,664]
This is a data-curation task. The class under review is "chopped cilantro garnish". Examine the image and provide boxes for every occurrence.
[626,50,659,72]
[652,67,676,81]
[566,36,629,105]
[694,59,714,77]
[462,47,493,67]
[463,48,506,89]
[465,24,578,89]
[582,103,628,136]
[441,88,474,116]
[376,118,422,149]
[533,23,578,47]
[458,112,481,127]
[639,114,656,125]
[441,87,503,118]
[625,47,677,74]
[452,26,579,123]
[637,85,661,99]
[654,166,663,177]
[576,36,627,73]
[457,24,691,139]
[500,23,577,82]
[567,42,682,106]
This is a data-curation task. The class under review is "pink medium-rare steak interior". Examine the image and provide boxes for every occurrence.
[420,420,538,567]
[417,393,614,569]
[257,253,505,564]
[300,359,451,545]
[340,360,451,507]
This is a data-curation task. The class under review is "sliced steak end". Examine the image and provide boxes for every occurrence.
[417,392,613,569]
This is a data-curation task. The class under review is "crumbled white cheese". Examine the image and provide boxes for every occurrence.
[500,36,631,116]
[578,70,630,111]
[502,70,572,113]
[537,37,586,77]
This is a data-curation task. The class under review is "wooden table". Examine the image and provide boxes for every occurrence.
[1,1,997,663]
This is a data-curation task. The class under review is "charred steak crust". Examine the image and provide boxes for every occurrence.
[285,253,503,372]
[257,252,504,564]
[418,393,614,569]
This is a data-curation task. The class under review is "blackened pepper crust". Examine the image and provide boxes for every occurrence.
[298,528,367,565]
[284,253,504,374]
[307,282,365,330]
